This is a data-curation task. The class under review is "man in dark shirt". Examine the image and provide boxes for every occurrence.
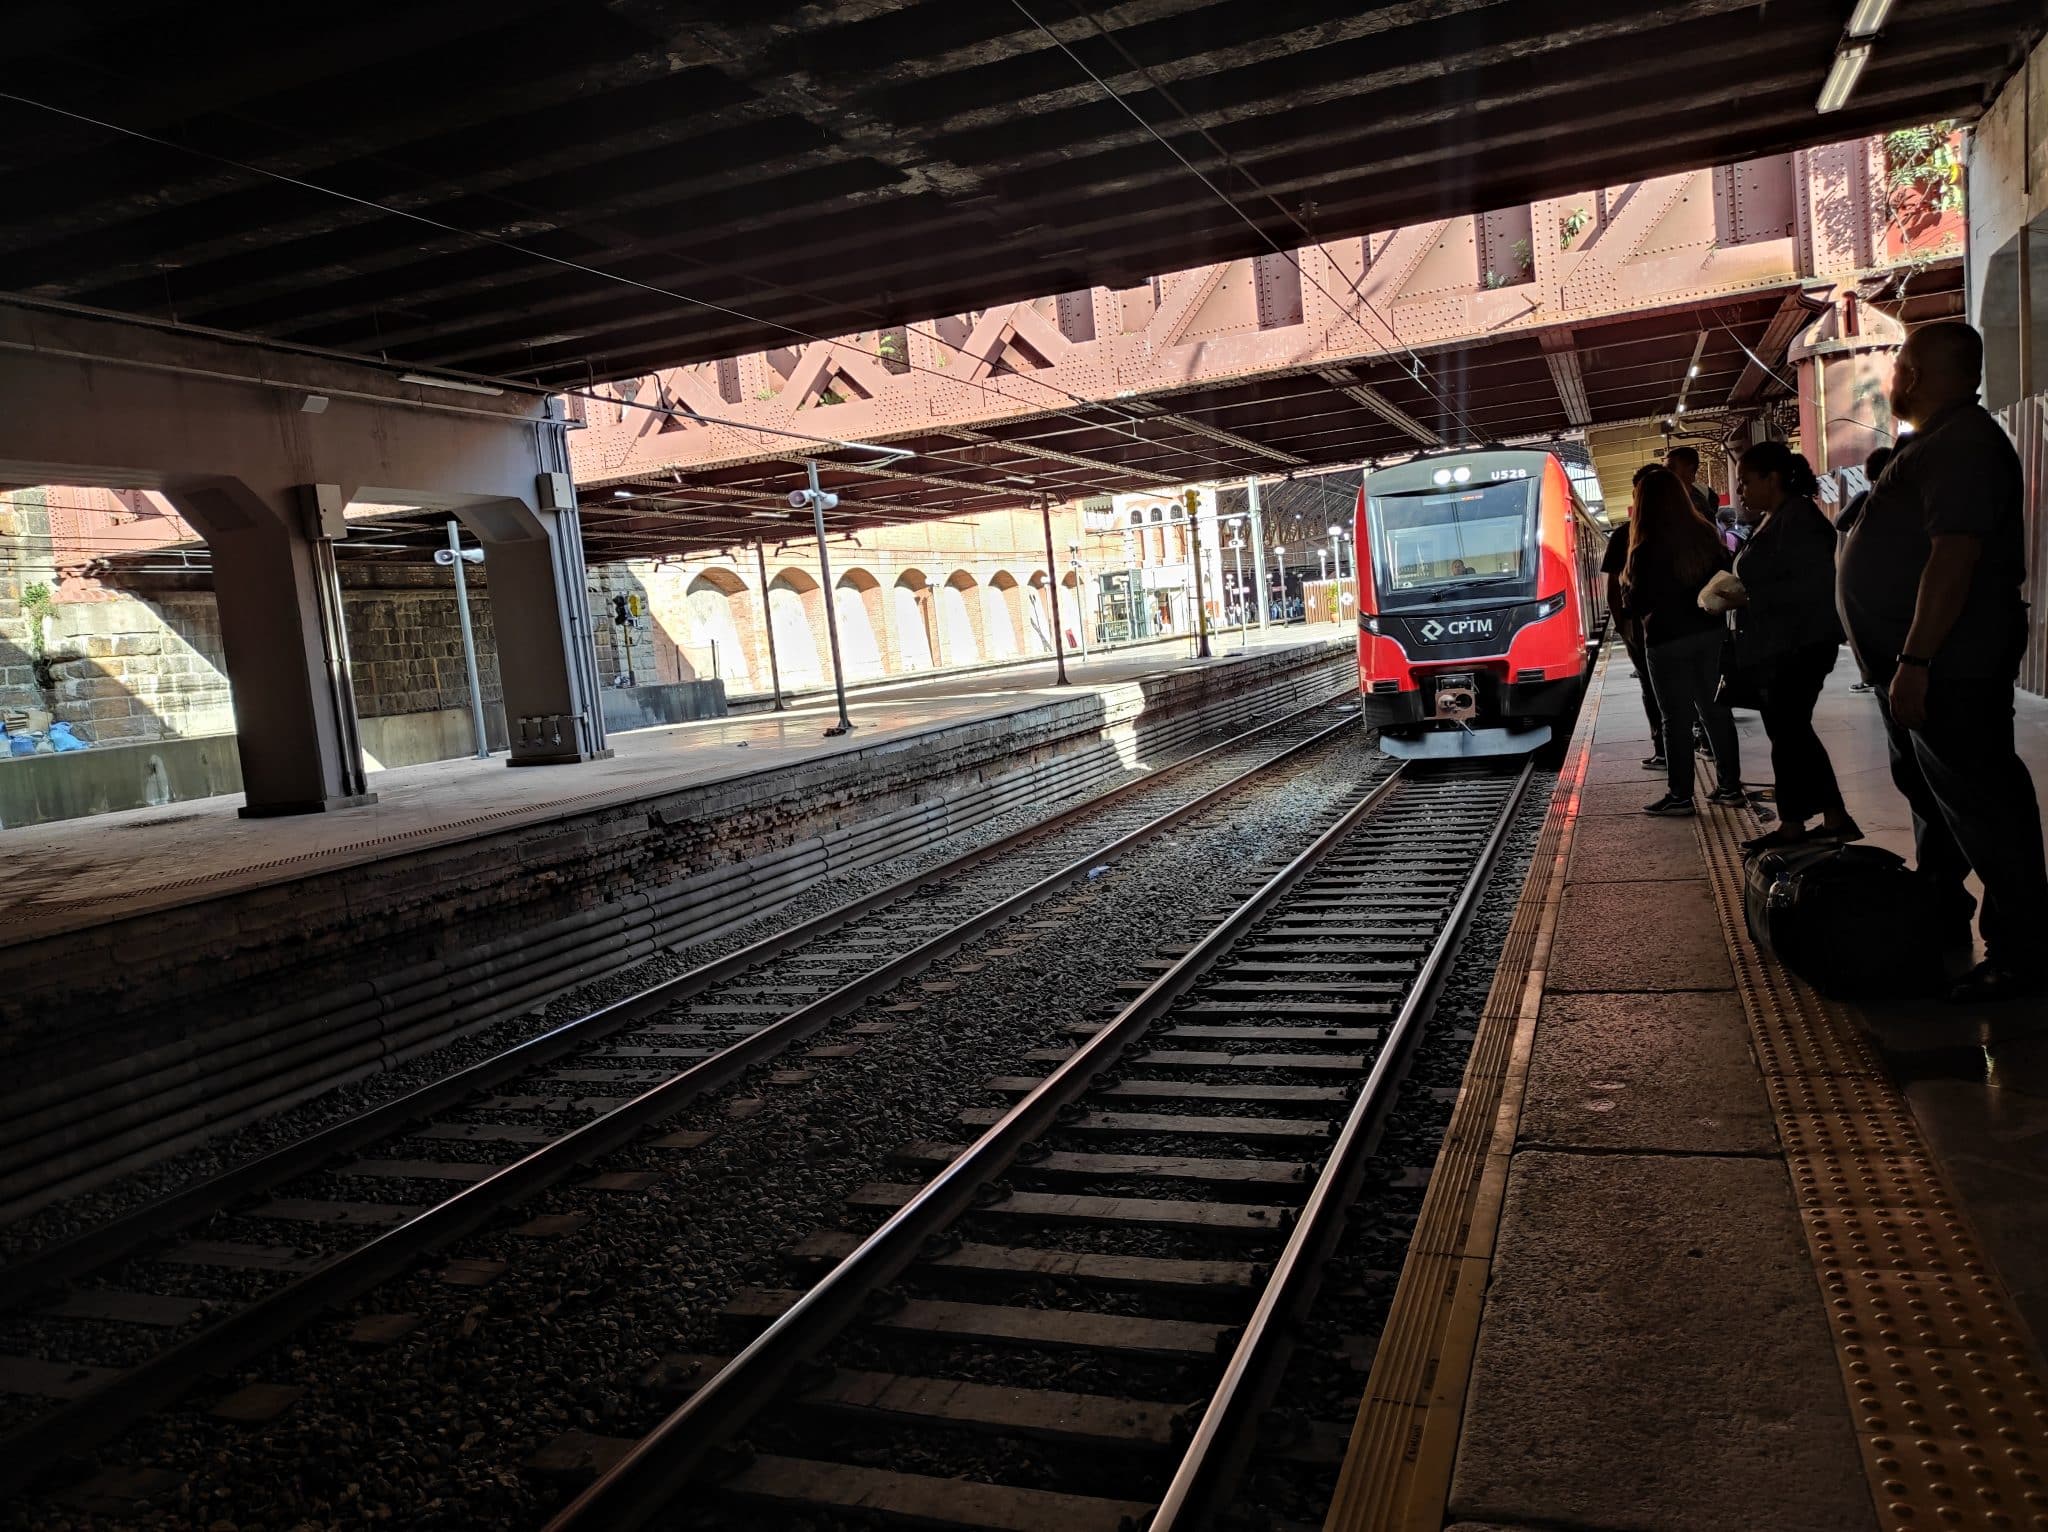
[1602,466,1665,769]
[1837,320,2048,1001]
[1666,446,1721,524]
[1835,444,1893,539]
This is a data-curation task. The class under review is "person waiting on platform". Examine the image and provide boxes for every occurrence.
[1838,319,2048,1002]
[1837,445,1893,692]
[1835,444,1893,539]
[1602,464,1669,771]
[1665,445,1720,526]
[1624,467,1743,817]
[1721,442,1861,852]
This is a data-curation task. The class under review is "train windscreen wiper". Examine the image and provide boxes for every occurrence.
[1428,575,1520,601]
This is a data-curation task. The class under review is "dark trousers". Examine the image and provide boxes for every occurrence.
[1645,628,1741,800]
[1758,640,1845,823]
[1873,675,2048,971]
[1622,624,1664,756]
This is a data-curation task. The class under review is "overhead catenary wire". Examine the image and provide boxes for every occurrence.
[0,90,1271,500]
[1011,0,1484,446]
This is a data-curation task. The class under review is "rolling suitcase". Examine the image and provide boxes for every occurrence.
[1742,841,1947,1000]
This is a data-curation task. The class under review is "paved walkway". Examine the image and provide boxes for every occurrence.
[1330,649,2048,1532]
[1639,652,2048,1346]
[1,624,1346,944]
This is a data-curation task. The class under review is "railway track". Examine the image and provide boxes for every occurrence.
[544,759,1532,1532]
[0,691,1368,1498]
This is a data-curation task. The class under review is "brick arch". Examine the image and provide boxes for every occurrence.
[767,568,825,686]
[937,570,983,665]
[983,569,1029,658]
[832,566,888,679]
[1022,569,1055,653]
[891,567,937,671]
[683,566,759,689]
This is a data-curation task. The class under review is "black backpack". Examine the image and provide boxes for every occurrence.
[1742,841,1948,1000]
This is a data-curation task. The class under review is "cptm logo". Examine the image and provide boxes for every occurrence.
[1417,616,1495,642]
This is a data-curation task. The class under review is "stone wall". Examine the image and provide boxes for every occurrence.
[0,491,53,720]
[1,553,512,749]
[39,594,236,742]
[338,564,505,724]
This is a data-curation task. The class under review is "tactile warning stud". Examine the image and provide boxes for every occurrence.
[1802,1206,1989,1283]
[1694,782,2048,1532]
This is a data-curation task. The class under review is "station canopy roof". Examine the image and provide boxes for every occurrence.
[0,1,2034,560]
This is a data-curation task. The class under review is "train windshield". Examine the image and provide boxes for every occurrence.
[1367,477,1537,608]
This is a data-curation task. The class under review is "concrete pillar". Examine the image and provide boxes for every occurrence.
[457,477,609,766]
[164,477,376,816]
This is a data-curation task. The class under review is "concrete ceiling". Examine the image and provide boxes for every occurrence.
[0,0,2033,391]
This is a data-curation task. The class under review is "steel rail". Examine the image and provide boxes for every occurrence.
[543,762,1418,1532]
[1150,759,1534,1529]
[0,696,1360,1499]
[0,687,1347,1313]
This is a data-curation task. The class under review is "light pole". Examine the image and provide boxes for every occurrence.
[793,462,855,737]
[1068,541,1091,661]
[1327,523,1345,582]
[1038,494,1069,686]
[1183,487,1211,659]
[1246,477,1269,631]
[753,540,786,712]
[1228,524,1247,642]
[1274,547,1289,624]
[436,522,491,759]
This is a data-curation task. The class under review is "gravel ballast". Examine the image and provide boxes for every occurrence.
[9,712,1388,1531]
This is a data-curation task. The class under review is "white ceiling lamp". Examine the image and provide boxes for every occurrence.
[1816,0,1893,114]
[398,372,505,396]
[1817,42,1872,112]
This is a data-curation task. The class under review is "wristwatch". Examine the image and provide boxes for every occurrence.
[1895,652,1930,669]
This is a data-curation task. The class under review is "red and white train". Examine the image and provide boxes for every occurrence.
[1353,448,1608,758]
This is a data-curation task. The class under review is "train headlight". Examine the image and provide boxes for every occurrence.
[1362,614,1382,634]
[1452,466,1471,483]
[1432,468,1453,485]
[1534,593,1566,618]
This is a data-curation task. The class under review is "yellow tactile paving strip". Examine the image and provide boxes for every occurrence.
[1324,656,2048,1532]
[1320,661,1604,1532]
[1692,793,2048,1532]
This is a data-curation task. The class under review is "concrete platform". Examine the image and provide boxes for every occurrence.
[0,627,1351,1224]
[1329,649,2048,1532]
[0,623,1344,945]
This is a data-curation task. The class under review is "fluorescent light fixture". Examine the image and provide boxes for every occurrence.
[1817,42,1871,113]
[1688,364,1700,378]
[611,489,633,498]
[1845,0,1894,37]
[750,509,793,519]
[398,372,505,396]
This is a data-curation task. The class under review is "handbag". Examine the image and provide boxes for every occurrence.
[1715,623,1770,711]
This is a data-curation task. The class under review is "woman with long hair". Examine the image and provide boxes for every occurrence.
[1601,464,1671,770]
[1623,467,1743,815]
[1725,441,1860,850]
